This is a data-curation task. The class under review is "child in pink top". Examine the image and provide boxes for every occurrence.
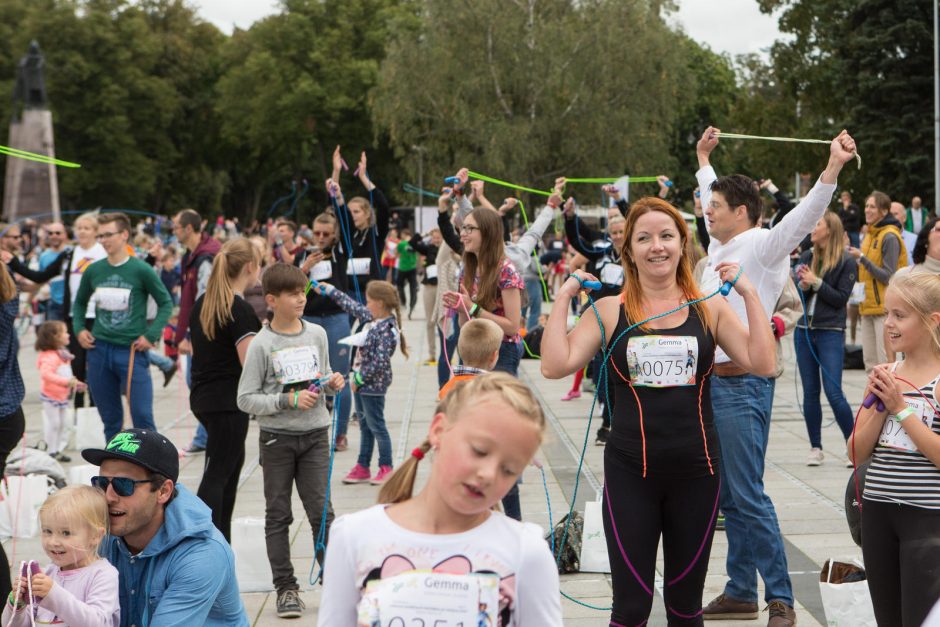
[3,485,120,626]
[35,321,86,462]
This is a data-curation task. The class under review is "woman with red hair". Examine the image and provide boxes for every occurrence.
[541,197,775,626]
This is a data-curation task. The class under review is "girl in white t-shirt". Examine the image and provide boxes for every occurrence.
[318,372,561,627]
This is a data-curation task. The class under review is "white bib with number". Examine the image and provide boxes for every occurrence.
[347,257,371,275]
[358,571,499,627]
[626,335,698,387]
[878,396,936,452]
[271,345,321,386]
[599,262,624,287]
[310,260,333,281]
[425,264,438,280]
[94,287,131,312]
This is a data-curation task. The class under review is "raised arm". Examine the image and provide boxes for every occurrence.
[437,189,464,254]
[710,262,776,376]
[539,271,611,379]
[2,249,66,283]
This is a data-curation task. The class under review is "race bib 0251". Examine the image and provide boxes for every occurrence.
[358,571,499,627]
[626,335,698,387]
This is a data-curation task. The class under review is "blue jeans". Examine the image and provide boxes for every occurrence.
[86,340,157,441]
[794,328,855,447]
[710,374,793,606]
[354,393,392,468]
[522,276,543,331]
[848,231,860,248]
[304,313,352,437]
[45,301,64,322]
[438,314,459,388]
[493,340,521,376]
[147,350,175,373]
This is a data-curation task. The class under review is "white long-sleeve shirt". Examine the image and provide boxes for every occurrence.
[696,165,837,363]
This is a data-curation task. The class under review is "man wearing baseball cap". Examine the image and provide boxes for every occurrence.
[83,429,248,625]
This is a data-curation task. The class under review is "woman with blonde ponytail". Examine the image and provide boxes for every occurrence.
[319,373,562,626]
[189,238,262,541]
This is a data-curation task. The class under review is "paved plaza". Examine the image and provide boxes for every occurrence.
[7,301,868,626]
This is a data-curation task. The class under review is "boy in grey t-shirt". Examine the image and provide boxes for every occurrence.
[236,263,345,619]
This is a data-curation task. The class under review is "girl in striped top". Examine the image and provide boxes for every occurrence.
[848,272,940,627]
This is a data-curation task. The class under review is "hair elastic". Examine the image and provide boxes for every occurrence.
[411,447,425,461]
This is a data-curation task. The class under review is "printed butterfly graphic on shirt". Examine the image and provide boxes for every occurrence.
[362,554,517,626]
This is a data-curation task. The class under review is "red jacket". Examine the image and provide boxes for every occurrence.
[176,232,221,344]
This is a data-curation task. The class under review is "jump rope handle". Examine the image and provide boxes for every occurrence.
[581,280,602,291]
[719,281,735,296]
[862,392,886,413]
[443,176,461,185]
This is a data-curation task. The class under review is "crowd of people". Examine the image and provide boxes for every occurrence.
[1,133,939,627]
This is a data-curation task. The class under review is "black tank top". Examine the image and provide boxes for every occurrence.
[607,302,719,477]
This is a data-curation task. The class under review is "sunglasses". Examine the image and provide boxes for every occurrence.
[91,475,154,496]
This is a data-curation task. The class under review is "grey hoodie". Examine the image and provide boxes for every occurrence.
[237,321,333,432]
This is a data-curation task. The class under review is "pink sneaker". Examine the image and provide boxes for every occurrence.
[370,465,394,485]
[342,464,371,484]
[561,390,581,401]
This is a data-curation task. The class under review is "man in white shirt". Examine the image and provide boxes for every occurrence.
[695,126,857,627]
[891,202,918,265]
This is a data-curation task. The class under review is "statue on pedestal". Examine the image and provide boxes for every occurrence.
[12,40,47,118]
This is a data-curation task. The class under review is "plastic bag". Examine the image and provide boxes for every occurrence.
[232,517,273,592]
[0,475,51,539]
[546,511,583,574]
[579,500,611,573]
[74,407,106,451]
[819,558,876,627]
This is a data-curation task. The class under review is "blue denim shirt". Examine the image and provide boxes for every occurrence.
[0,292,25,417]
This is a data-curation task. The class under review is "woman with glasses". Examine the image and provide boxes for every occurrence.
[2,213,106,409]
[296,212,352,451]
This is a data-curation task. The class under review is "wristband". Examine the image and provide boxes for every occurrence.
[353,371,364,386]
[468,303,480,318]
[293,390,300,409]
[7,592,23,610]
[894,405,915,423]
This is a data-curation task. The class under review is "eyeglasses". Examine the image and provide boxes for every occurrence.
[459,225,481,234]
[96,232,119,240]
[46,231,64,236]
[312,231,333,237]
[91,475,154,497]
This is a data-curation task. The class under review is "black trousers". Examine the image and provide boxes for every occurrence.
[603,445,720,626]
[0,408,26,601]
[194,410,250,542]
[396,269,417,311]
[67,317,95,408]
[862,498,940,626]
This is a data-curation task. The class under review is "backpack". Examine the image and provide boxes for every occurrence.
[545,511,583,574]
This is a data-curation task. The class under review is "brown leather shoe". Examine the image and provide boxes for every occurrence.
[703,594,759,620]
[766,600,796,626]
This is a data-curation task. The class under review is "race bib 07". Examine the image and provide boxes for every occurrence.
[358,571,499,627]
[310,260,333,281]
[347,257,371,275]
[878,397,936,453]
[271,345,320,386]
[626,335,698,387]
[94,287,131,312]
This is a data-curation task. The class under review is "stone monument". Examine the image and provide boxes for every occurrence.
[2,41,60,223]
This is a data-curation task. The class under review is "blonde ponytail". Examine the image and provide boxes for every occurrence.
[200,239,258,341]
[378,439,431,504]
[0,261,16,303]
[365,280,409,358]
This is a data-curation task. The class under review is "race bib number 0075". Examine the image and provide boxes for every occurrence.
[358,571,499,627]
[626,335,698,387]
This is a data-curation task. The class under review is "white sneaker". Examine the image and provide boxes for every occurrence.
[806,448,824,466]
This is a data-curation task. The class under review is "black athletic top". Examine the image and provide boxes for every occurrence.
[607,301,719,477]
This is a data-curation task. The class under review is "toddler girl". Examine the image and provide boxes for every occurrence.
[36,321,86,462]
[3,485,120,626]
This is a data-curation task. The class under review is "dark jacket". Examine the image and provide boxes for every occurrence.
[410,234,440,286]
[177,233,221,344]
[795,250,857,330]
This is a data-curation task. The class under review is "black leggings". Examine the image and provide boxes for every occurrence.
[0,408,26,601]
[396,269,417,311]
[603,445,720,626]
[861,498,940,626]
[195,410,250,542]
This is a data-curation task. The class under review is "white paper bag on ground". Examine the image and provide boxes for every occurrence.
[819,557,876,627]
[232,517,273,592]
[68,464,98,488]
[74,407,106,451]
[579,500,611,573]
[0,475,50,539]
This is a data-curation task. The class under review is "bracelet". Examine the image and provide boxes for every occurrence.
[894,405,916,423]
[293,390,300,409]
[7,592,23,610]
[468,303,480,318]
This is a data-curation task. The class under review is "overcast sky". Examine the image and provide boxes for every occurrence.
[190,0,786,58]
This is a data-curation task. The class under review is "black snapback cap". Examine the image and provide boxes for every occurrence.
[82,429,179,483]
